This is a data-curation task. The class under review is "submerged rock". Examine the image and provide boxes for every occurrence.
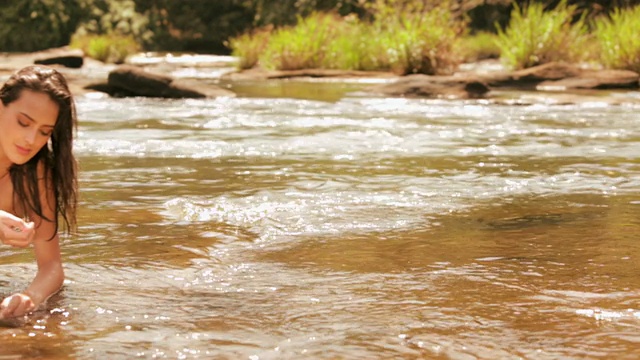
[371,74,490,99]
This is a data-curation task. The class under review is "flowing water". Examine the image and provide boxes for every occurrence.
[2,64,640,359]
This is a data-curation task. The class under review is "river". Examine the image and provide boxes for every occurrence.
[1,59,640,359]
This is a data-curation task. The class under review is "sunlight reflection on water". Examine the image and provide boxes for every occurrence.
[4,84,640,358]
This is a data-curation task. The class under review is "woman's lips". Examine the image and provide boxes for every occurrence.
[16,145,31,156]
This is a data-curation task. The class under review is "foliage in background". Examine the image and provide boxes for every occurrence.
[249,0,356,26]
[495,0,590,69]
[230,1,466,75]
[372,0,465,74]
[69,0,145,63]
[70,33,139,63]
[134,0,254,53]
[457,32,502,63]
[1,0,639,73]
[0,0,85,52]
[592,4,640,72]
[259,13,341,70]
[72,0,150,40]
[227,28,272,70]
[0,0,507,55]
[322,14,387,71]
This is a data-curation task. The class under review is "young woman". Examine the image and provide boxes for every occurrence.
[0,65,78,318]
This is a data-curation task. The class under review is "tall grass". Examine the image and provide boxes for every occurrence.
[228,28,271,70]
[376,7,464,74]
[229,1,637,73]
[592,5,640,72]
[260,12,342,70]
[228,2,466,75]
[495,0,589,70]
[457,31,502,62]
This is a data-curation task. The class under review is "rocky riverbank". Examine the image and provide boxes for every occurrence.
[2,47,640,105]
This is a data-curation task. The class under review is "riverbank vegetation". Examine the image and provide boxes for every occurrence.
[592,5,640,72]
[70,33,140,64]
[231,4,463,75]
[230,0,640,73]
[495,1,591,69]
[0,0,638,74]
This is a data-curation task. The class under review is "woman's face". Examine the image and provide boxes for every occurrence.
[0,89,58,165]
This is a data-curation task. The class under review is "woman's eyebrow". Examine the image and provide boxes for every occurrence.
[19,111,54,128]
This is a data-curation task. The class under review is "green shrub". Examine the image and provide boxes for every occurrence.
[0,0,83,52]
[70,0,147,62]
[228,28,271,70]
[592,5,640,72]
[71,33,139,63]
[228,1,465,75]
[321,15,389,71]
[374,4,464,75]
[261,12,341,70]
[495,0,589,70]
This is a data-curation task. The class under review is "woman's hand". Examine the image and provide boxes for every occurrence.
[0,210,35,248]
[0,293,35,318]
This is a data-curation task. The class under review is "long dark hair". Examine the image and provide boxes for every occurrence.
[0,65,78,236]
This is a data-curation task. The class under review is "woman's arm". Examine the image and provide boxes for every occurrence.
[0,234,63,318]
[0,163,64,318]
[25,233,64,306]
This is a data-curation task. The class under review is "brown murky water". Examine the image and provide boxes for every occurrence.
[2,77,640,359]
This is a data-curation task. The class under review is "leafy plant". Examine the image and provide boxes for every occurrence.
[70,33,139,63]
[495,0,589,69]
[228,28,272,70]
[592,4,640,72]
[0,0,82,52]
[228,1,466,75]
[261,12,341,70]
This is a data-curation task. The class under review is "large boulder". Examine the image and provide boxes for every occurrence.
[89,65,235,98]
[33,47,84,68]
[107,65,173,97]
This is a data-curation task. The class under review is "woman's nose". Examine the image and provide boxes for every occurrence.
[25,129,37,145]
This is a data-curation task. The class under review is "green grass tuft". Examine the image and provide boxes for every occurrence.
[592,5,640,72]
[227,2,466,75]
[495,0,589,70]
[71,33,140,64]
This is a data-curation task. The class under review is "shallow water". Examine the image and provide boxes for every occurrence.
[2,75,640,359]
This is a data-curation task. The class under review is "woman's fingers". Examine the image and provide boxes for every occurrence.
[1,214,33,232]
[0,294,34,318]
[1,227,35,247]
[0,296,20,318]
[0,217,35,247]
